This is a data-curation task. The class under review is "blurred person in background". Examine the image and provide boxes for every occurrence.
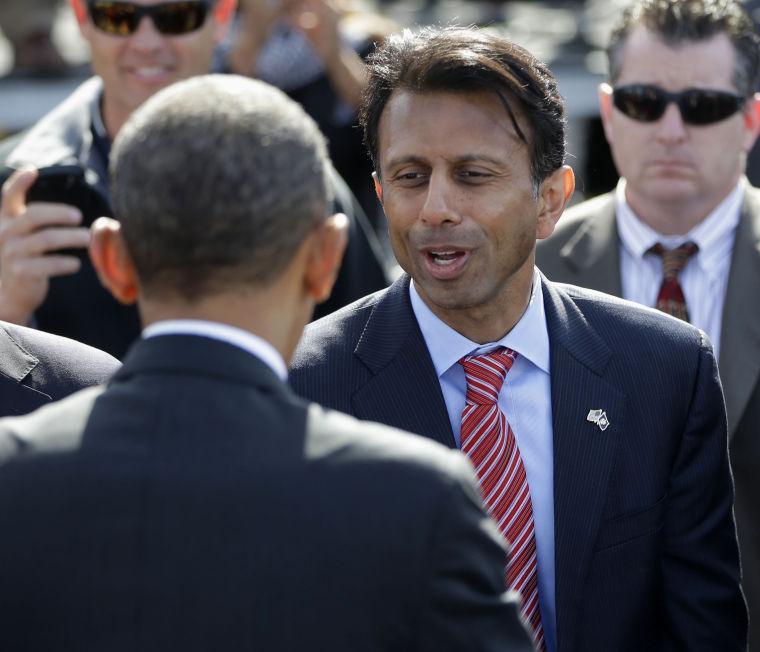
[229,0,397,231]
[536,1,760,643]
[0,0,68,76]
[0,0,388,359]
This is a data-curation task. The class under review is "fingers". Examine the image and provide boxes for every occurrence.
[3,225,91,259]
[0,201,82,237]
[1,167,38,216]
[4,252,82,280]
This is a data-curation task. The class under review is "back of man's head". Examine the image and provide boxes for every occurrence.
[109,74,333,301]
[607,0,760,95]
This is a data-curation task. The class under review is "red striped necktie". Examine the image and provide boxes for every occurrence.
[459,347,544,650]
[648,241,699,322]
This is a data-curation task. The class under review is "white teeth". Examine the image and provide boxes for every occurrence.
[134,67,167,78]
[429,250,461,266]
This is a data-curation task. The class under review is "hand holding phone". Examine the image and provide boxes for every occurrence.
[0,167,91,324]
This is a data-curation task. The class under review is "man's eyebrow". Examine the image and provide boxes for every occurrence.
[384,153,508,169]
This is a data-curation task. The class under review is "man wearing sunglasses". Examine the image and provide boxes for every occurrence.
[537,0,760,643]
[0,0,388,360]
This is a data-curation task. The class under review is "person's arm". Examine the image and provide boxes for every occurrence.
[290,0,367,109]
[661,333,747,649]
[417,453,534,652]
[227,0,285,76]
[0,168,90,325]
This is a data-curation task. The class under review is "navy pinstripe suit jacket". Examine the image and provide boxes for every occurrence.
[290,274,747,652]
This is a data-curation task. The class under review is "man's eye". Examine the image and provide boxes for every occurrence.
[460,170,491,180]
[394,172,427,184]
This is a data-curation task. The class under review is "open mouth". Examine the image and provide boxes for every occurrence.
[428,250,466,266]
[423,249,470,279]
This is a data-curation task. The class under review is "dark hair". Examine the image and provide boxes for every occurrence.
[359,26,567,189]
[110,74,332,300]
[607,0,760,96]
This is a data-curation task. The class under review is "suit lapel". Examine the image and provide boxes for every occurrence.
[542,280,625,652]
[719,187,760,436]
[351,277,456,448]
[0,325,51,416]
[559,194,623,297]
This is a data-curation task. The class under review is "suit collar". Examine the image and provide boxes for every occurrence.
[113,334,290,398]
[558,193,623,297]
[720,186,760,434]
[542,279,623,652]
[352,276,456,447]
[0,324,51,415]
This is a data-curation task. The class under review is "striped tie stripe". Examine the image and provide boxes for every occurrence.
[459,347,544,651]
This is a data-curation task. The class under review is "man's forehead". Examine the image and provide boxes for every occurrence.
[377,89,528,160]
[616,26,737,88]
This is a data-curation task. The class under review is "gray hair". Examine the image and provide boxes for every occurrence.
[110,74,333,300]
[607,0,760,96]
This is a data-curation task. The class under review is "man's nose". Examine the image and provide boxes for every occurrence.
[655,101,688,143]
[128,15,165,48]
[418,172,462,226]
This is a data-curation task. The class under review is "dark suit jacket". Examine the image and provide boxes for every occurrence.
[536,188,760,650]
[0,320,119,417]
[290,275,747,651]
[0,334,532,652]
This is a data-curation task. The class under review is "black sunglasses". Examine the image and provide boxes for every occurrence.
[87,1,211,36]
[611,84,746,125]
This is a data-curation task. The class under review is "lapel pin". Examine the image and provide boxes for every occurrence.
[586,409,610,432]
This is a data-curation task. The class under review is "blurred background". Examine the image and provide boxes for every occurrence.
[3,0,760,208]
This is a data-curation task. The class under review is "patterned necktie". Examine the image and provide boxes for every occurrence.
[648,241,699,321]
[459,348,544,650]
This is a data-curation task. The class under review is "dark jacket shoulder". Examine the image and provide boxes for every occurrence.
[0,321,119,401]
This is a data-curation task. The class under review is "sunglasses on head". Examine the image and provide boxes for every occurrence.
[610,83,746,125]
[87,1,211,36]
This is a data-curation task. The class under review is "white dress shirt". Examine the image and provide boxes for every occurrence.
[616,179,743,360]
[410,269,556,652]
[142,319,288,381]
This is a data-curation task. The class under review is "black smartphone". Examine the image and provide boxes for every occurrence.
[23,165,95,258]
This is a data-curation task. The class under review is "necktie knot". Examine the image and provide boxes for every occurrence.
[459,347,518,405]
[649,241,699,280]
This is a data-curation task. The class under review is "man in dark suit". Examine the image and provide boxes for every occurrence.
[290,26,747,651]
[535,1,760,645]
[0,319,119,417]
[0,74,532,652]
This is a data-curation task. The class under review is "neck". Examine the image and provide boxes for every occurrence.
[101,95,131,141]
[624,178,740,236]
[138,283,312,366]
[419,264,534,345]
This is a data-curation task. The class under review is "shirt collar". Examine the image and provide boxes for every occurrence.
[410,268,550,378]
[615,178,743,280]
[142,319,288,381]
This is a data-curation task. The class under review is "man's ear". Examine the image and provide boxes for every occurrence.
[304,213,349,303]
[213,0,238,41]
[89,217,140,305]
[372,171,383,204]
[536,165,575,240]
[598,82,616,146]
[742,92,760,152]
